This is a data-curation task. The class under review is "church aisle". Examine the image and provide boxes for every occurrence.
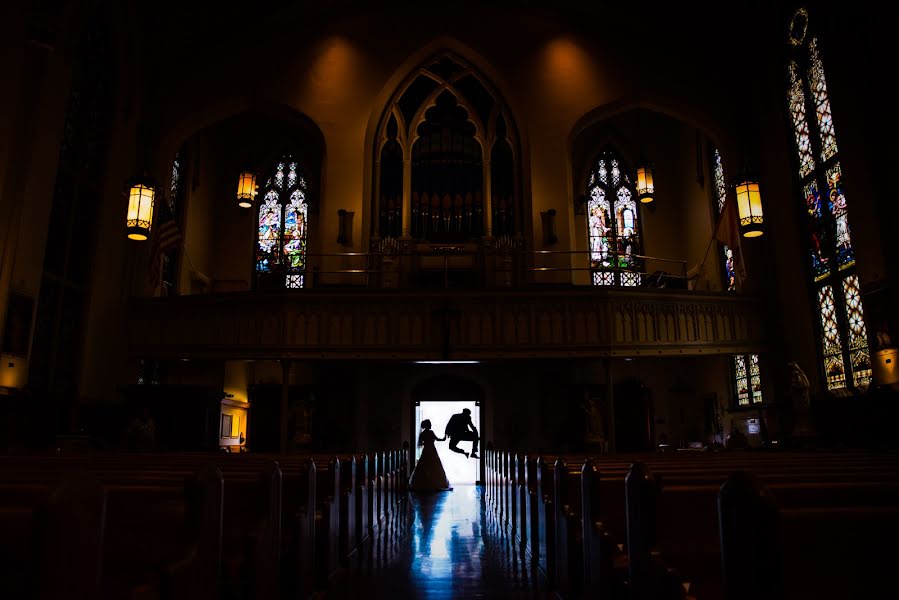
[328,485,550,599]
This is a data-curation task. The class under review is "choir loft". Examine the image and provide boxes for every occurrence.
[1,2,897,599]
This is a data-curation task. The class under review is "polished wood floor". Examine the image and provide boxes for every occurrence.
[328,485,549,599]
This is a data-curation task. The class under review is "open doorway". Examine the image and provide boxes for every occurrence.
[414,400,481,485]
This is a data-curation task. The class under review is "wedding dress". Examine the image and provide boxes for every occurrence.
[409,430,450,492]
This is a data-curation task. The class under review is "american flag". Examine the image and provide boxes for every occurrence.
[148,199,182,291]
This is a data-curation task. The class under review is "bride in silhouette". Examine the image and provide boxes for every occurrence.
[409,419,451,492]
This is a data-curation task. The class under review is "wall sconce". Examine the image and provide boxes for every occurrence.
[125,176,156,240]
[337,209,354,246]
[540,209,558,245]
[236,170,258,208]
[735,178,764,237]
[636,162,655,204]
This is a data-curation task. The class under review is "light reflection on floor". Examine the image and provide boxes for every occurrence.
[329,485,546,599]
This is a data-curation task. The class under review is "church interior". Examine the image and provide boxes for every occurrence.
[1,1,897,598]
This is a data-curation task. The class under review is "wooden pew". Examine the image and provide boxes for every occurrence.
[581,459,619,599]
[522,455,540,569]
[535,456,556,586]
[515,454,528,553]
[152,465,224,600]
[553,458,582,597]
[219,461,281,600]
[0,472,107,600]
[718,470,782,600]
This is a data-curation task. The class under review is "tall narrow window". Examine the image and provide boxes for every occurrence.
[30,8,113,417]
[161,148,186,292]
[586,149,643,286]
[712,148,736,292]
[786,8,871,391]
[255,158,309,289]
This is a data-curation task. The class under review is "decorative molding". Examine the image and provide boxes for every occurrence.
[128,289,766,360]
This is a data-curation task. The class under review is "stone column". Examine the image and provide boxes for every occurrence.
[605,358,616,453]
[401,159,412,238]
[482,159,493,237]
[372,159,381,240]
[280,359,291,452]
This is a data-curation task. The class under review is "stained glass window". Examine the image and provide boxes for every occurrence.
[734,355,749,406]
[826,163,854,269]
[817,285,846,390]
[713,149,727,214]
[712,148,736,292]
[749,354,763,404]
[723,245,736,292]
[161,149,185,292]
[788,62,816,178]
[842,275,872,390]
[786,9,869,393]
[808,38,838,162]
[732,353,764,406]
[586,150,642,286]
[256,157,309,288]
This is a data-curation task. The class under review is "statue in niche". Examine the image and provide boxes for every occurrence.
[874,321,893,349]
[580,391,605,450]
[788,361,810,407]
[289,397,315,446]
[788,360,815,439]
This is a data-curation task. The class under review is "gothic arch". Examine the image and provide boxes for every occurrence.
[369,47,525,243]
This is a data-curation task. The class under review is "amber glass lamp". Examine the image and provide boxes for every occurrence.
[636,162,655,204]
[735,178,764,237]
[126,177,156,240]
[237,171,258,208]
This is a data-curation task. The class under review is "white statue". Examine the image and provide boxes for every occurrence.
[788,361,810,407]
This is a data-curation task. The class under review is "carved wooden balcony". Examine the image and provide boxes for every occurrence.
[127,288,766,360]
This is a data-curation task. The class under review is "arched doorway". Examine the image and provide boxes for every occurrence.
[411,375,483,485]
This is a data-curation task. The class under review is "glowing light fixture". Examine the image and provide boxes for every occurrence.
[237,170,258,208]
[126,177,156,240]
[636,162,655,204]
[735,178,764,237]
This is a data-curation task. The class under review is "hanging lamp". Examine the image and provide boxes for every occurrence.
[125,176,156,240]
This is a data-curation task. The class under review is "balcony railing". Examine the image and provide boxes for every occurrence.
[128,286,765,360]
[251,246,693,291]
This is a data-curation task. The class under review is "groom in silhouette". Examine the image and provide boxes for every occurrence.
[445,408,479,458]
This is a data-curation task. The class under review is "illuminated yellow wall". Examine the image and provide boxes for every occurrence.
[0,2,893,408]
[152,12,745,292]
[224,360,249,403]
[220,402,248,449]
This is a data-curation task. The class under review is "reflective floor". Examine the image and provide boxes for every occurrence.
[328,485,548,599]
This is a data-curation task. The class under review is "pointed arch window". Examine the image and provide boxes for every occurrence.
[786,8,871,391]
[373,54,520,244]
[255,158,308,289]
[586,150,643,287]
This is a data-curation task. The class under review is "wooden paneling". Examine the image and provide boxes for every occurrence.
[127,289,765,359]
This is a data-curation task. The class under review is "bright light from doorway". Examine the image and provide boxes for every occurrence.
[414,400,480,485]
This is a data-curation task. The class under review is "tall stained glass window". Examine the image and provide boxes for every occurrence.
[586,149,643,286]
[712,148,736,292]
[256,158,309,289]
[161,149,186,292]
[786,8,871,391]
